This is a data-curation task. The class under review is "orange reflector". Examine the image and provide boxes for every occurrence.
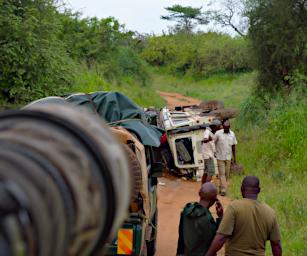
[117,229,133,255]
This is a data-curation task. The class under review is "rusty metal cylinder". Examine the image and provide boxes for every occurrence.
[0,104,131,256]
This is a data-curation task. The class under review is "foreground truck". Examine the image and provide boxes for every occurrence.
[26,92,164,256]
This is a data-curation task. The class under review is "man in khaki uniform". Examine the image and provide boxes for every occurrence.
[201,120,221,183]
[206,176,282,256]
[214,120,237,196]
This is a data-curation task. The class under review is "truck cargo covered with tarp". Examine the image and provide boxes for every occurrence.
[25,91,164,255]
[27,92,163,147]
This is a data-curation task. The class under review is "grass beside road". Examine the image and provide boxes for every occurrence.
[72,68,166,107]
[230,91,307,255]
[73,69,255,109]
[152,71,255,109]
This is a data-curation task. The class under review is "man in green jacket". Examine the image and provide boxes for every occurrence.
[176,183,223,256]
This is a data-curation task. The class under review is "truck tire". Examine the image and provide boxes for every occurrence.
[210,108,238,120]
[0,104,131,255]
[199,100,224,111]
[123,145,143,204]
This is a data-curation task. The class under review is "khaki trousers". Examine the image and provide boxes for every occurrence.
[217,160,231,193]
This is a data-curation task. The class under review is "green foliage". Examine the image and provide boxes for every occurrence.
[0,1,150,105]
[231,77,307,255]
[141,36,176,66]
[190,34,251,77]
[238,71,307,126]
[161,5,208,33]
[114,47,150,85]
[0,0,75,103]
[246,0,307,91]
[72,66,164,107]
[142,33,252,78]
[72,63,110,93]
[58,13,148,85]
[73,67,254,109]
[152,70,254,109]
[59,14,127,63]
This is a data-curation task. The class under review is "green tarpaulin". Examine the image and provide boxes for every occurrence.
[26,92,163,147]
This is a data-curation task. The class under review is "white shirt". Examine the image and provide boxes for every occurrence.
[214,129,237,160]
[202,128,215,159]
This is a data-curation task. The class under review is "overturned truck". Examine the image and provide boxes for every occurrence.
[160,100,237,178]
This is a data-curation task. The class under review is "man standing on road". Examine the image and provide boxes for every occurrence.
[201,119,222,183]
[206,176,282,256]
[176,182,223,256]
[214,120,237,196]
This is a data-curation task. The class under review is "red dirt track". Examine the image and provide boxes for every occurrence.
[158,91,201,109]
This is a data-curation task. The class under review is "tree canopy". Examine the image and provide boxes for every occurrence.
[0,0,74,103]
[246,0,307,91]
[0,1,149,104]
[161,5,209,33]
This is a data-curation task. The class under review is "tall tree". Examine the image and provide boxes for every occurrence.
[246,0,307,91]
[161,5,209,33]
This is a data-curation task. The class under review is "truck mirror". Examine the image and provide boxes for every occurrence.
[151,162,164,177]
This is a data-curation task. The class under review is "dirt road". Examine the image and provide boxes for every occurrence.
[158,91,201,109]
[156,92,232,256]
[156,176,231,256]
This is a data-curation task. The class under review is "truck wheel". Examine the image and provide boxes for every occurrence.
[209,108,238,120]
[199,100,224,111]
[123,145,143,205]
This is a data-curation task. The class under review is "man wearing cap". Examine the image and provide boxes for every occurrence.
[201,119,221,183]
[214,120,237,196]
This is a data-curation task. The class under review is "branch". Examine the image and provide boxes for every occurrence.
[211,5,246,37]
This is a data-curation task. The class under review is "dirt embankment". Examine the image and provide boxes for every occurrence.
[156,91,232,256]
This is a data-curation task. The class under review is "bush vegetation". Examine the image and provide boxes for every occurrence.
[246,0,307,92]
[231,76,307,255]
[0,1,149,105]
[0,0,75,103]
[72,66,164,107]
[141,32,251,78]
[152,70,254,108]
